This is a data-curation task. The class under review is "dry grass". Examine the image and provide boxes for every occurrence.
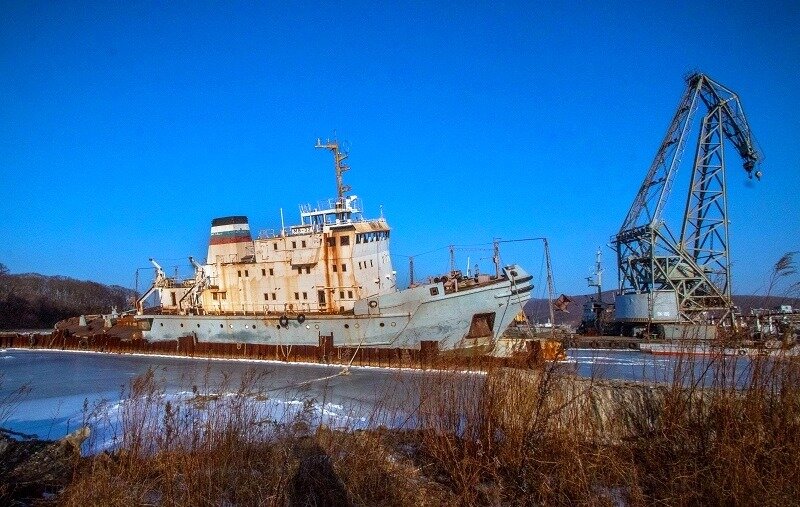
[51,350,800,506]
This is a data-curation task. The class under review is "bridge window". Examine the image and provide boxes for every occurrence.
[274,243,278,250]
[340,236,350,246]
[305,267,310,274]
[342,264,347,272]
[302,292,308,300]
[269,268,274,275]
[292,241,296,248]
[327,237,336,247]
[261,269,266,276]
[244,270,249,277]
[294,292,299,300]
[332,264,337,272]
[340,291,345,298]
[348,290,353,298]
[271,293,277,300]
[264,293,269,301]
[430,287,439,296]
[302,240,307,248]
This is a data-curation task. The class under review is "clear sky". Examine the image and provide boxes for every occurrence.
[1,1,798,298]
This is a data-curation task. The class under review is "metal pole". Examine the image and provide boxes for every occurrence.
[493,239,501,278]
[543,238,556,332]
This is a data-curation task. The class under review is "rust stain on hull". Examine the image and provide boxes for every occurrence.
[0,331,544,370]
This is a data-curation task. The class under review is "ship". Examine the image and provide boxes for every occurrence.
[108,139,535,359]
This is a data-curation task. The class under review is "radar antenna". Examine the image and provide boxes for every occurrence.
[315,138,351,204]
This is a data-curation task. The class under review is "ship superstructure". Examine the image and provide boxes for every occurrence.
[133,140,533,354]
[140,140,394,317]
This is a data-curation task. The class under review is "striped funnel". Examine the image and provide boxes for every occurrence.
[209,216,252,245]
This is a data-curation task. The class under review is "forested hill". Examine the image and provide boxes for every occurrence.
[0,264,134,330]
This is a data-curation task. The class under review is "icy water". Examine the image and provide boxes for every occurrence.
[0,348,745,450]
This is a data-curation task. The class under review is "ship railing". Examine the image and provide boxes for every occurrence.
[300,197,363,216]
[203,302,324,316]
[258,229,280,239]
[159,278,195,289]
[214,253,242,264]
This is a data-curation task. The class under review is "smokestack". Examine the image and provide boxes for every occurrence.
[207,216,252,264]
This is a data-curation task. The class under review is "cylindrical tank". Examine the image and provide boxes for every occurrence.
[614,290,680,323]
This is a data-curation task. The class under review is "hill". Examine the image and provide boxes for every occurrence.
[0,264,135,330]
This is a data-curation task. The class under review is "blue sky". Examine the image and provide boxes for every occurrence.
[1,1,798,297]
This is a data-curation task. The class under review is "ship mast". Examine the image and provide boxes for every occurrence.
[315,138,351,206]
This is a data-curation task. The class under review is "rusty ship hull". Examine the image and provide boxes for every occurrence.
[11,140,542,368]
[7,269,538,369]
[137,266,532,351]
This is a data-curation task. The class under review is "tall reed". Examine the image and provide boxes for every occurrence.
[58,349,800,506]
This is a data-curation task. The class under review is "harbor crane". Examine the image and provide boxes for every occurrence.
[613,73,761,330]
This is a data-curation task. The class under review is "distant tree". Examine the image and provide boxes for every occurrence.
[0,263,8,276]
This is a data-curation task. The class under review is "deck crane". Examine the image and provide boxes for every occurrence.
[613,73,761,331]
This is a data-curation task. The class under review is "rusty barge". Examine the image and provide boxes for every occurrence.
[33,140,541,367]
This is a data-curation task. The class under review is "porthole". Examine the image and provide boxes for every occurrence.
[314,324,319,330]
[220,324,223,328]
[229,324,233,328]
[355,323,360,328]
[380,322,385,327]
[196,324,200,328]
[160,323,164,327]
[180,323,184,327]
[276,325,281,330]
[344,324,350,329]
[306,324,310,329]
[252,325,256,329]
[391,322,396,327]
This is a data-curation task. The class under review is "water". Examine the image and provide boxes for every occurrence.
[567,348,697,382]
[0,347,749,450]
[0,349,439,448]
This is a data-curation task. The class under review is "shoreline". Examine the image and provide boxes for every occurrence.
[1,346,491,377]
